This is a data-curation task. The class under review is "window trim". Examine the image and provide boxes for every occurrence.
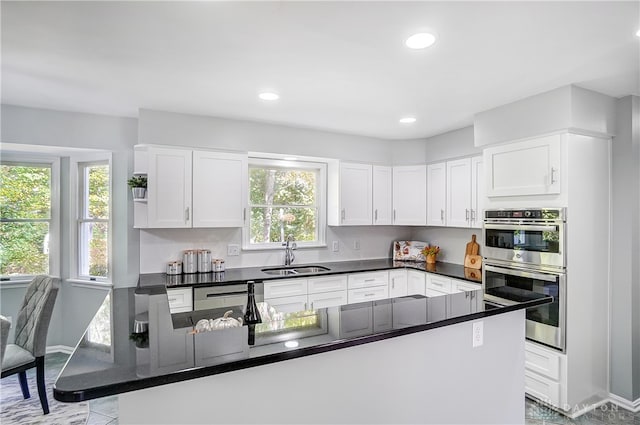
[0,154,60,280]
[71,153,112,283]
[243,155,327,251]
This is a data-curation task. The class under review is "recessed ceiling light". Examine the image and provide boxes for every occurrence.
[399,117,417,124]
[258,92,279,101]
[636,29,640,37]
[405,33,436,49]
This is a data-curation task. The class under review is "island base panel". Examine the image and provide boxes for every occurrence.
[119,310,526,424]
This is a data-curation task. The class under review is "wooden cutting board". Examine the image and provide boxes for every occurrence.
[464,235,482,269]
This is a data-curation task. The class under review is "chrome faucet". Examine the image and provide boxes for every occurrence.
[283,234,296,266]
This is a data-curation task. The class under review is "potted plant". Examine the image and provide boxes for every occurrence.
[128,175,147,199]
[421,245,441,264]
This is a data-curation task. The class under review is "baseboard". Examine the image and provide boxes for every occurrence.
[46,345,74,355]
[609,393,640,413]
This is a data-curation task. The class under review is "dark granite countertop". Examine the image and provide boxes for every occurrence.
[53,282,550,402]
[139,259,482,291]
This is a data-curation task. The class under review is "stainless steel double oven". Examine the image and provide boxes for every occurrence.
[483,208,566,351]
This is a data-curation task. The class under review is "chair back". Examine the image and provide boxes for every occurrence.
[0,315,10,364]
[13,276,60,357]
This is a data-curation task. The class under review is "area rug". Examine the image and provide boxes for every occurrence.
[1,375,89,425]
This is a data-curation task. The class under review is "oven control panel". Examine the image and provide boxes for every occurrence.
[484,208,564,220]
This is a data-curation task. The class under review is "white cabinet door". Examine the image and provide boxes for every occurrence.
[308,290,348,309]
[264,279,308,299]
[265,295,308,313]
[308,275,348,294]
[407,270,426,296]
[338,162,372,225]
[147,147,192,228]
[389,269,408,298]
[167,288,193,313]
[192,150,247,228]
[470,156,484,228]
[446,158,472,228]
[348,271,389,289]
[392,165,426,225]
[373,166,393,225]
[348,286,389,304]
[426,162,447,226]
[426,274,453,293]
[484,134,561,197]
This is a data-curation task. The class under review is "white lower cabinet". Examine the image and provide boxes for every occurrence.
[348,271,389,303]
[389,270,408,297]
[426,275,453,294]
[348,285,389,303]
[265,275,348,312]
[407,270,426,296]
[266,294,309,313]
[524,341,566,409]
[308,290,348,309]
[264,279,308,299]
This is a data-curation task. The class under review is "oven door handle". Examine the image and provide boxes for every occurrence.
[484,223,558,232]
[484,264,560,282]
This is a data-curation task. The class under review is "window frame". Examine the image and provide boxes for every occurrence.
[0,154,60,281]
[71,154,112,283]
[243,155,327,250]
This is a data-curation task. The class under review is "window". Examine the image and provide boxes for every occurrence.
[77,162,110,280]
[245,157,326,249]
[0,159,58,278]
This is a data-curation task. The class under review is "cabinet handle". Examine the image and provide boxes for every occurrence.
[185,207,190,222]
[365,293,376,297]
[392,278,395,289]
[465,209,469,221]
[440,209,444,221]
[471,209,476,221]
[550,167,557,184]
[374,209,378,221]
[364,278,375,282]
[310,301,314,310]
[243,207,247,222]
[168,298,177,302]
[393,209,396,221]
[341,208,345,222]
[304,302,308,310]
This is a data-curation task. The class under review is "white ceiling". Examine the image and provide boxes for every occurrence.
[2,1,639,140]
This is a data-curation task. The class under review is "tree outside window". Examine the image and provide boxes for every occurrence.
[248,159,322,247]
[0,163,52,276]
[78,162,110,278]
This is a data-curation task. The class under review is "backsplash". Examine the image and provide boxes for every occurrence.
[139,226,412,273]
[410,227,482,265]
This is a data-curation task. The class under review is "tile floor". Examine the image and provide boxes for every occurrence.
[7,352,640,425]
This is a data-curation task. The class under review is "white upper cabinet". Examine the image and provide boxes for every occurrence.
[372,166,393,225]
[341,163,373,225]
[470,156,484,228]
[484,134,561,197]
[147,146,193,228]
[192,150,247,228]
[392,165,427,225]
[446,158,472,228]
[136,145,247,229]
[426,163,447,226]
[328,162,372,226]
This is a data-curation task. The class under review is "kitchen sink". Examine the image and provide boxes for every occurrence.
[261,265,330,276]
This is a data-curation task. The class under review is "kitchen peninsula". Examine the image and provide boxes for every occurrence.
[54,261,550,424]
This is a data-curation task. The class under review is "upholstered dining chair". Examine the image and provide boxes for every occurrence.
[1,275,60,415]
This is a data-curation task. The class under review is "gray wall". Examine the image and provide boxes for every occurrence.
[610,95,640,401]
[391,126,479,165]
[1,104,138,347]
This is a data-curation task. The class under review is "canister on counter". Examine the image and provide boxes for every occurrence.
[183,250,198,274]
[166,261,182,275]
[198,249,212,273]
[213,258,225,272]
